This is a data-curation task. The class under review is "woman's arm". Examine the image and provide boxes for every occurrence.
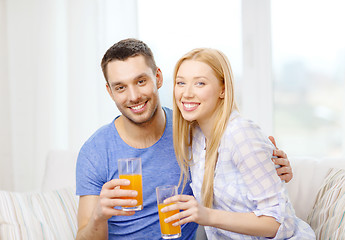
[162,195,280,238]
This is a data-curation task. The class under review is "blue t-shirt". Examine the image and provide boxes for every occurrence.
[76,107,197,240]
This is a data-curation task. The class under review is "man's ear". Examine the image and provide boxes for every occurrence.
[156,68,163,89]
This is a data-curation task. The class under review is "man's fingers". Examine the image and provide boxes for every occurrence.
[278,172,293,183]
[276,166,291,175]
[100,188,137,200]
[103,179,130,189]
[273,157,289,167]
[105,207,136,217]
[273,149,287,159]
[268,136,277,148]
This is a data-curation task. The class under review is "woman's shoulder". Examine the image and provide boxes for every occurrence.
[224,111,261,135]
[222,111,271,148]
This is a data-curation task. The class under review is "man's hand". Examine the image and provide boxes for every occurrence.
[269,136,293,183]
[76,179,137,240]
[94,179,137,220]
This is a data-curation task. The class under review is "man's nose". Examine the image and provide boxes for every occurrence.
[128,86,141,102]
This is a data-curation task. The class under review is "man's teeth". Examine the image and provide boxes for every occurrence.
[131,103,145,110]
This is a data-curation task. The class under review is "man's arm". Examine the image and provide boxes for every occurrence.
[76,195,108,240]
[76,179,137,240]
[269,136,293,183]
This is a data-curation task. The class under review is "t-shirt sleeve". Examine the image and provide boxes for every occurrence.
[76,143,107,196]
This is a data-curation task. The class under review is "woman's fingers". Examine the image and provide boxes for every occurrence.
[163,194,194,205]
[161,195,210,226]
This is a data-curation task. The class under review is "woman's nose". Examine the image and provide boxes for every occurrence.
[182,84,194,98]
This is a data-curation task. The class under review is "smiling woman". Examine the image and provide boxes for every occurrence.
[170,47,315,239]
[174,59,225,128]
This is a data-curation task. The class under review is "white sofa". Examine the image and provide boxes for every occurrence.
[0,151,344,239]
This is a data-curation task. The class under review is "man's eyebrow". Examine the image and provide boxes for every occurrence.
[110,81,122,88]
[110,73,151,87]
[134,73,150,80]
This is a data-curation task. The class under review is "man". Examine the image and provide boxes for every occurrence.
[76,38,292,240]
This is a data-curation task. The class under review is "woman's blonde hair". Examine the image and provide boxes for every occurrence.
[173,48,238,208]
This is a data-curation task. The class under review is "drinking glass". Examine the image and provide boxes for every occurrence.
[118,157,143,211]
[156,185,181,239]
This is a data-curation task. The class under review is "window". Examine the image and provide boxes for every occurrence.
[137,0,242,109]
[272,1,345,157]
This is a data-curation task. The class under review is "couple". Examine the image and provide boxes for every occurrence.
[76,39,315,239]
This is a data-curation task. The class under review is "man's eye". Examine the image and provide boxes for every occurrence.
[115,86,125,91]
[138,79,146,85]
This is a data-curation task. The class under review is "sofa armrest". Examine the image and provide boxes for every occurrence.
[0,187,78,239]
[286,156,345,222]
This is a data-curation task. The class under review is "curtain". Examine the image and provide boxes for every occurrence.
[0,0,137,191]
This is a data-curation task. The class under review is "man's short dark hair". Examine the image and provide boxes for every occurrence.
[101,38,157,83]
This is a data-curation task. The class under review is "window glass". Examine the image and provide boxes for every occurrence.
[272,1,345,157]
[137,0,242,108]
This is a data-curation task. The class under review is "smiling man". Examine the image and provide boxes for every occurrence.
[75,38,293,240]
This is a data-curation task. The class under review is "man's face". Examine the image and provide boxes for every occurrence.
[106,55,163,125]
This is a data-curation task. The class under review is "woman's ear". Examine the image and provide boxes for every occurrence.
[220,87,225,99]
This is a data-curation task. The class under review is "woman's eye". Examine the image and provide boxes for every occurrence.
[196,82,205,86]
[176,81,185,86]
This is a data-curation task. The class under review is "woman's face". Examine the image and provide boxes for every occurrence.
[174,60,224,127]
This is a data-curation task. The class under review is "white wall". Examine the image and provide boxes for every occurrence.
[0,0,13,191]
[241,0,273,134]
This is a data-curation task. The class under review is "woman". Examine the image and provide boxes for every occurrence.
[162,48,315,239]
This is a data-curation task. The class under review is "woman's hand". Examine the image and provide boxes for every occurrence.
[160,194,210,226]
[269,136,293,183]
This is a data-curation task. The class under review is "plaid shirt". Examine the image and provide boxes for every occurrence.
[190,111,315,240]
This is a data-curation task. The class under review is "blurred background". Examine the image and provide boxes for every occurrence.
[1,0,344,191]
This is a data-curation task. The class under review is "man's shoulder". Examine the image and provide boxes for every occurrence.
[163,106,173,117]
[81,120,116,149]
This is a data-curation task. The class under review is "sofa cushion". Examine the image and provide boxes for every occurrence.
[307,168,345,239]
[41,150,78,191]
[0,187,78,240]
[286,157,345,222]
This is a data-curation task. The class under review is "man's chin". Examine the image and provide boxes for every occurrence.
[120,104,158,126]
[123,111,152,125]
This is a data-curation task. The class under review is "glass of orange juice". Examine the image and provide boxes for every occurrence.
[118,158,143,211]
[156,185,181,239]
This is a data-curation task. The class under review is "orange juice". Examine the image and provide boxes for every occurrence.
[119,174,143,209]
[158,203,181,236]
